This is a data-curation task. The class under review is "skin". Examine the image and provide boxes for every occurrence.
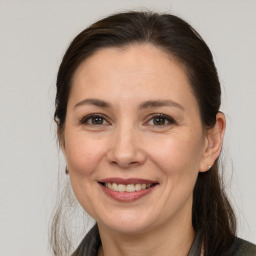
[61,44,225,256]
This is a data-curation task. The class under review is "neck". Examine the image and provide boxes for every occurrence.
[97,213,195,256]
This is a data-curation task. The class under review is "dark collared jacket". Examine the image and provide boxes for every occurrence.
[72,225,256,256]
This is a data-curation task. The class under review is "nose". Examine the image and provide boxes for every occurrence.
[107,125,146,168]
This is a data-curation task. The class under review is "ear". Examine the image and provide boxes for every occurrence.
[199,112,226,172]
[58,127,66,158]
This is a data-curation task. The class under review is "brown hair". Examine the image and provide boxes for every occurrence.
[52,11,236,256]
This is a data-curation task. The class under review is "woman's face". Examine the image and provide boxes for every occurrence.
[62,44,210,234]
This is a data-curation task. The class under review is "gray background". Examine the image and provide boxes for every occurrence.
[0,0,255,255]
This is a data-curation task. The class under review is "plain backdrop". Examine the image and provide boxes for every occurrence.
[0,0,255,255]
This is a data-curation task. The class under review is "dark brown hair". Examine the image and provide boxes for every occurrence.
[53,11,236,256]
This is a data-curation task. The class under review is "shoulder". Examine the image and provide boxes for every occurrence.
[72,224,101,256]
[227,237,256,256]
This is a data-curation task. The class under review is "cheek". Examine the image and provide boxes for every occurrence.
[64,133,106,178]
[148,135,203,211]
[146,133,203,178]
[64,134,107,216]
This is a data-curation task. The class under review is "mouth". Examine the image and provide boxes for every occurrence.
[100,182,156,192]
[98,178,159,202]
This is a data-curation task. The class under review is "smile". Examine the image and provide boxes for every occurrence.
[98,178,159,202]
[103,183,154,192]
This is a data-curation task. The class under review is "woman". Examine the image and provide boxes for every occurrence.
[51,11,256,256]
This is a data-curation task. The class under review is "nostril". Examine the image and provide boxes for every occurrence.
[110,160,140,168]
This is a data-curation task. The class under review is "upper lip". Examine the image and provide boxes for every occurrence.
[99,177,158,185]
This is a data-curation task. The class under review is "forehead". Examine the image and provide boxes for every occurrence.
[74,43,186,81]
[70,44,198,111]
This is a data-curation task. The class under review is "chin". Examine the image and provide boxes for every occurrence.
[96,209,158,234]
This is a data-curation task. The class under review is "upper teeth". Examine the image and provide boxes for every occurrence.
[105,183,152,192]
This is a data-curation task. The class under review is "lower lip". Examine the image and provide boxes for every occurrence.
[99,183,157,202]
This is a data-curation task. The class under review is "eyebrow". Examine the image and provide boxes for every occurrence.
[74,98,111,109]
[138,100,184,110]
[74,98,184,110]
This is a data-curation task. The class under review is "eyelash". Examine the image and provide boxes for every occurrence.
[80,113,176,127]
[80,114,108,126]
[146,114,176,126]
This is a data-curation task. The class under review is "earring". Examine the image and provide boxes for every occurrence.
[207,165,212,171]
[65,166,69,175]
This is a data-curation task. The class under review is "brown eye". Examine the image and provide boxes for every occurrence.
[147,114,175,126]
[91,116,104,125]
[81,114,108,125]
[153,117,167,125]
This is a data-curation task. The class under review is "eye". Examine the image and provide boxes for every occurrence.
[80,114,109,126]
[146,114,175,126]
